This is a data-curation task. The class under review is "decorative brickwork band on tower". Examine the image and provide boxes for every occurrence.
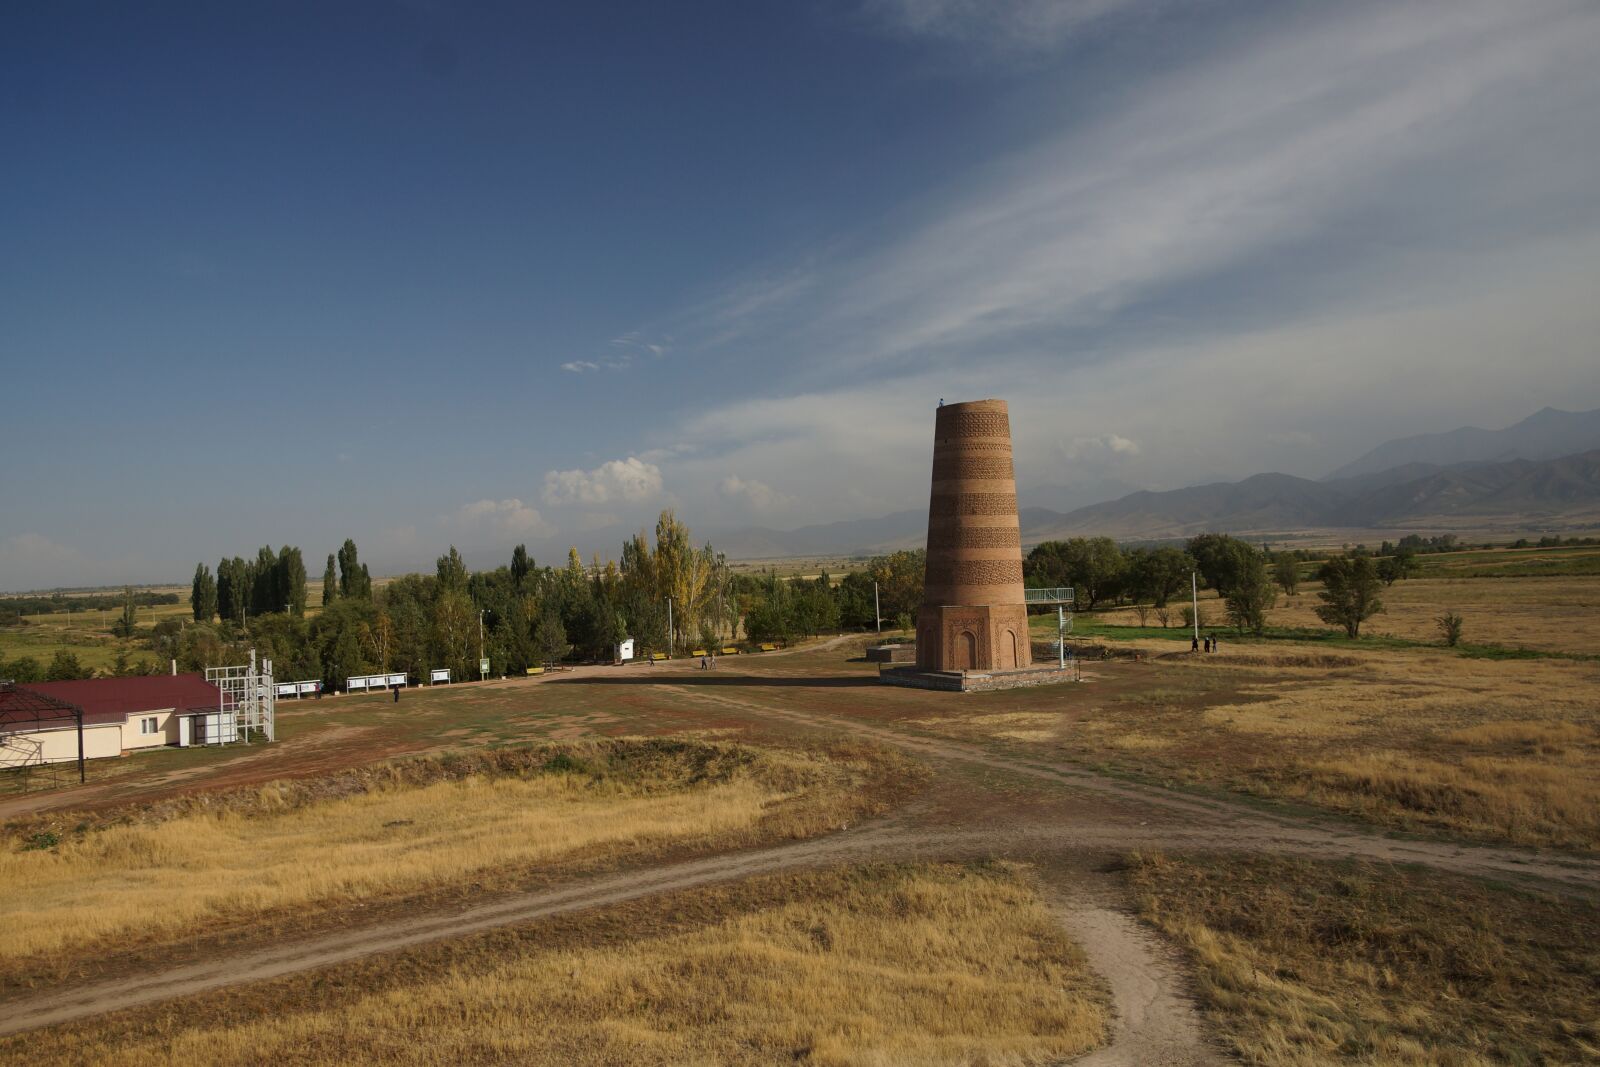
[916,399,1033,672]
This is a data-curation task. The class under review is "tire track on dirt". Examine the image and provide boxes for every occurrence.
[676,685,1600,889]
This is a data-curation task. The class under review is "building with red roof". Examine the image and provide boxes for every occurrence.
[0,673,221,766]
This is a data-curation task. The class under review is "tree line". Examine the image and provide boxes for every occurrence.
[191,546,308,624]
[1023,533,1396,639]
[158,513,929,691]
[1,590,179,622]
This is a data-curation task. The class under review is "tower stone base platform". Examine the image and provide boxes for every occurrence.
[878,662,1078,693]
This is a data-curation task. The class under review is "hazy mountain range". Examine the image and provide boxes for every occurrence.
[704,407,1600,557]
[1326,407,1600,479]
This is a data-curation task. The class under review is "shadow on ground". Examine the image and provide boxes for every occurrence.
[550,674,878,689]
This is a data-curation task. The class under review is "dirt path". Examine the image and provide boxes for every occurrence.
[1052,902,1227,1067]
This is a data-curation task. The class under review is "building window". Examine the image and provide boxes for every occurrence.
[140,717,159,735]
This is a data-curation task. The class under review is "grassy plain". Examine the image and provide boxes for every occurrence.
[1081,572,1600,657]
[922,637,1600,850]
[10,863,1110,1067]
[0,738,909,984]
[1131,852,1600,1065]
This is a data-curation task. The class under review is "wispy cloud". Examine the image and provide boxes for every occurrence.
[560,334,672,375]
[860,0,1157,51]
[634,0,1600,519]
[822,1,1600,369]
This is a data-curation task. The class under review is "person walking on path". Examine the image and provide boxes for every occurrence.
[1210,634,1219,653]
[1191,635,1200,653]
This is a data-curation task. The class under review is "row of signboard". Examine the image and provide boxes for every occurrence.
[269,665,491,695]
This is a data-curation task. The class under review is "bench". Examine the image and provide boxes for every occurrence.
[720,646,740,655]
[525,667,545,676]
[690,649,708,658]
[650,652,670,662]
[758,643,777,652]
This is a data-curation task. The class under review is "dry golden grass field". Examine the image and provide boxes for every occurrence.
[21,863,1108,1067]
[1131,852,1600,1066]
[0,738,915,991]
[923,642,1600,850]
[1268,575,1600,655]
[1090,573,1600,655]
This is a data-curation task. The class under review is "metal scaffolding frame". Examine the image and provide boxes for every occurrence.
[1023,587,1076,670]
[204,649,276,745]
[0,683,86,787]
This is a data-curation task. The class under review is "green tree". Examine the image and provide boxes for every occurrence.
[338,539,372,600]
[1273,552,1300,596]
[1223,549,1276,635]
[217,556,250,624]
[322,554,339,606]
[432,588,474,679]
[864,549,925,621]
[510,544,532,590]
[0,656,44,682]
[251,546,279,615]
[534,606,569,665]
[436,545,469,593]
[1376,552,1419,586]
[1436,611,1465,647]
[111,586,138,637]
[1127,546,1194,607]
[1186,534,1261,598]
[45,650,91,680]
[276,546,308,616]
[191,563,217,622]
[1315,555,1385,638]
[1030,538,1125,609]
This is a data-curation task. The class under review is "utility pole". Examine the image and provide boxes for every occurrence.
[478,609,485,680]
[664,597,673,655]
[1191,572,1199,643]
[874,581,881,635]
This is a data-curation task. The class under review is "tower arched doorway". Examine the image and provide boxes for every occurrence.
[954,630,976,670]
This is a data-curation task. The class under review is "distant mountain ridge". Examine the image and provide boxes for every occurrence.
[1326,407,1600,480]
[1031,449,1600,540]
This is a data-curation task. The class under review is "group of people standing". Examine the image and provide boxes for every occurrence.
[1190,634,1220,654]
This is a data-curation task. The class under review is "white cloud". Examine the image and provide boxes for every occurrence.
[542,457,664,506]
[718,474,793,514]
[1060,434,1140,463]
[561,360,601,373]
[453,499,553,538]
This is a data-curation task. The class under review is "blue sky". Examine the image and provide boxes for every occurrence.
[5,0,1600,589]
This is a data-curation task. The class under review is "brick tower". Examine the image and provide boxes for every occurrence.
[916,399,1032,672]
